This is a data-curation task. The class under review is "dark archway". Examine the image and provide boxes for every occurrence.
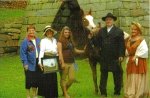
[51,0,89,47]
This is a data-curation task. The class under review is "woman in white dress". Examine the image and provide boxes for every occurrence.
[38,25,58,98]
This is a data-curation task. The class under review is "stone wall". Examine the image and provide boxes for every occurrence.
[0,19,22,56]
[22,0,150,53]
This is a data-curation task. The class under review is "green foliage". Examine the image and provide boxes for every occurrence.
[0,8,25,23]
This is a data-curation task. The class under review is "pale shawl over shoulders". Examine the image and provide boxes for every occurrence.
[135,39,148,65]
[126,39,148,65]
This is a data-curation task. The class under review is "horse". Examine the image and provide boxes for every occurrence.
[82,10,130,94]
[82,10,101,94]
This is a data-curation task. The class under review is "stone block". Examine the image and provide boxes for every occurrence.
[95,10,113,19]
[113,9,119,16]
[0,34,11,41]
[26,11,37,17]
[138,16,144,21]
[41,3,52,9]
[4,24,11,29]
[121,0,133,1]
[35,24,49,32]
[144,15,150,21]
[131,8,148,16]
[81,4,93,11]
[28,17,38,24]
[92,3,106,11]
[106,0,113,2]
[82,0,90,4]
[142,27,149,36]
[50,9,59,16]
[132,17,139,22]
[48,0,56,3]
[22,17,28,25]
[122,2,137,9]
[38,16,55,24]
[120,17,133,27]
[32,4,41,10]
[1,29,21,34]
[14,18,23,24]
[6,40,19,47]
[29,0,39,4]
[21,25,27,33]
[140,20,149,28]
[106,1,121,10]
[0,48,5,53]
[40,0,49,3]
[0,24,4,29]
[91,0,100,3]
[119,9,131,16]
[51,2,61,9]
[140,2,149,10]
[36,9,55,16]
[26,5,33,10]
[11,24,22,29]
[120,26,130,34]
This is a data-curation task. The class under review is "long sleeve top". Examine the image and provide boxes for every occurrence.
[38,37,58,64]
[20,37,40,71]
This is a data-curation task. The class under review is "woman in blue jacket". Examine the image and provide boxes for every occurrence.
[20,25,40,98]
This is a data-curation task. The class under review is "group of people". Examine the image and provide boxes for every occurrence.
[91,13,149,98]
[20,25,83,98]
[20,12,149,98]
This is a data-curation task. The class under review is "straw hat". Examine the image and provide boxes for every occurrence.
[43,25,57,36]
[131,22,142,34]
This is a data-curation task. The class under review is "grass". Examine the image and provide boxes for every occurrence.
[0,8,25,23]
[0,55,135,98]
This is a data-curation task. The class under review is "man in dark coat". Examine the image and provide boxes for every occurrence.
[94,13,125,97]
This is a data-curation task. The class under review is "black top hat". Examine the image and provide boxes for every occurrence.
[102,13,117,21]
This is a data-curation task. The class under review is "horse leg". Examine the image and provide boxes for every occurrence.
[89,60,98,94]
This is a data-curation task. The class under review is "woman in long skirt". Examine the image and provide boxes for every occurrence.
[124,22,149,98]
[38,25,58,98]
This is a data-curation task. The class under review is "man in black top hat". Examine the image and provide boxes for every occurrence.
[94,13,125,97]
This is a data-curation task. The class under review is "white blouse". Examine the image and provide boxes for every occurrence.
[38,37,58,64]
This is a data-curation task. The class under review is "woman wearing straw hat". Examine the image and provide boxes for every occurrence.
[38,25,58,98]
[124,22,149,98]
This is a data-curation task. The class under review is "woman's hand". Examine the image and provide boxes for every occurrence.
[74,48,85,54]
[38,64,44,71]
[24,65,28,71]
[132,56,137,62]
[119,57,124,62]
[61,63,66,70]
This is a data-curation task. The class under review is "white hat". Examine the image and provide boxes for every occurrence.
[43,25,57,36]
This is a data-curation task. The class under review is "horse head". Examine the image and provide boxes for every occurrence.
[82,9,96,30]
[82,9,101,37]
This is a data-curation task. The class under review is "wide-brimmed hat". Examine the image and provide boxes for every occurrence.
[43,25,57,36]
[102,13,117,21]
